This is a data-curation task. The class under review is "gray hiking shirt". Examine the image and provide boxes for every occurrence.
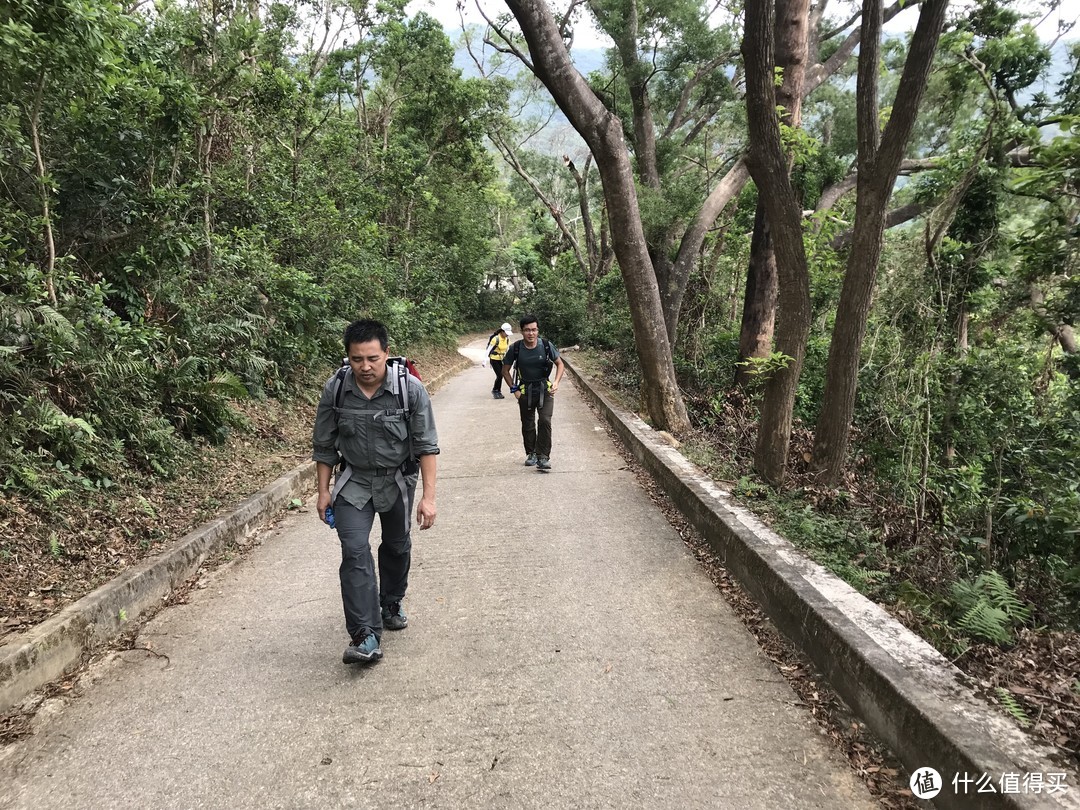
[312,368,439,512]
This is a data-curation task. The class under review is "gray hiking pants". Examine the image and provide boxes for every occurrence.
[334,488,414,642]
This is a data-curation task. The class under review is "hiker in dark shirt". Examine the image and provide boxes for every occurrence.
[312,319,439,665]
[501,315,564,471]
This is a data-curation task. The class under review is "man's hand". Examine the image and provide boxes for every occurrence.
[550,381,560,394]
[317,491,331,523]
[416,496,437,530]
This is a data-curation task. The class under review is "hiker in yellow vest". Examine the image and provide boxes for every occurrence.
[485,322,514,399]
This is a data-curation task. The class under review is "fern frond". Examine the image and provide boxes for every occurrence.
[977,571,1031,622]
[96,356,154,387]
[949,579,981,612]
[208,372,249,399]
[171,355,203,384]
[34,304,77,343]
[994,687,1032,728]
[958,600,1011,645]
[42,487,69,504]
[25,399,95,438]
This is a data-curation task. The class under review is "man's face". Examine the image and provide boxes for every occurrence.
[522,323,539,346]
[347,338,389,387]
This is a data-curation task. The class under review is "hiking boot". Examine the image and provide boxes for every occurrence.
[492,391,504,399]
[342,630,382,664]
[525,453,538,466]
[536,456,551,471]
[382,602,408,631]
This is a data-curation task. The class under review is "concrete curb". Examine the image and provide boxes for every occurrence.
[420,350,473,393]
[0,461,315,713]
[562,356,1079,810]
[0,349,471,716]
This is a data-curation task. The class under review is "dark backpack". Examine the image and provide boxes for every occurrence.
[332,357,421,474]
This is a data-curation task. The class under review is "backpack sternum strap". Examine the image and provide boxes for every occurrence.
[332,359,416,473]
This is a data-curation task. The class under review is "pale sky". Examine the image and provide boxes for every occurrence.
[405,0,1080,48]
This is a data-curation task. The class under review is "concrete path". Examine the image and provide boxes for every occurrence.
[0,340,874,809]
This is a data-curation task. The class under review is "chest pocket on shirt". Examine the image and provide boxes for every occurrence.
[337,409,366,438]
[377,411,409,442]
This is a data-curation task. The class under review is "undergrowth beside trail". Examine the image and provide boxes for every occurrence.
[569,347,1080,767]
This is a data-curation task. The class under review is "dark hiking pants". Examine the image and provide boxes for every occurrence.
[518,388,554,458]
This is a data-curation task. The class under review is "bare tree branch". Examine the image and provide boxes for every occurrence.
[558,0,589,42]
[664,54,731,137]
[819,9,861,42]
[830,201,934,249]
[479,1,534,71]
[566,154,605,277]
[490,130,588,274]
[810,0,832,33]
[673,157,751,284]
[806,0,922,95]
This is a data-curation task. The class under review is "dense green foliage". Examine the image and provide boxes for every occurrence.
[1,0,504,499]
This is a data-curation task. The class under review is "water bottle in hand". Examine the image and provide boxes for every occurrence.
[324,507,335,529]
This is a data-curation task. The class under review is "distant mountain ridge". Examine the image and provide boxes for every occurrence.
[441,26,607,77]
[440,23,1077,157]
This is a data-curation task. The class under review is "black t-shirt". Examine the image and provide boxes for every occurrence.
[508,339,559,382]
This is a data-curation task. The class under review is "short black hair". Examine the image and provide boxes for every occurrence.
[519,314,538,330]
[343,319,389,353]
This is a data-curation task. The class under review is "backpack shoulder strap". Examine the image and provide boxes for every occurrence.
[385,357,410,413]
[541,338,556,374]
[397,360,410,415]
[333,365,349,409]
[507,339,522,363]
[392,359,416,466]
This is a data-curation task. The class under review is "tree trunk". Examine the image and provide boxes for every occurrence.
[735,200,779,386]
[669,160,751,344]
[736,0,807,391]
[28,71,57,306]
[504,0,689,433]
[812,0,949,486]
[743,0,813,486]
[609,4,661,191]
[566,155,613,320]
[596,1,680,347]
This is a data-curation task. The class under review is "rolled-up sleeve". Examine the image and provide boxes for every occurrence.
[311,375,340,466]
[408,379,440,457]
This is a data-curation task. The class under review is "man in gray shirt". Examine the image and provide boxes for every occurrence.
[501,314,565,471]
[312,319,439,664]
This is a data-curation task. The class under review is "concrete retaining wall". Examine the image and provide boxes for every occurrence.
[0,463,315,713]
